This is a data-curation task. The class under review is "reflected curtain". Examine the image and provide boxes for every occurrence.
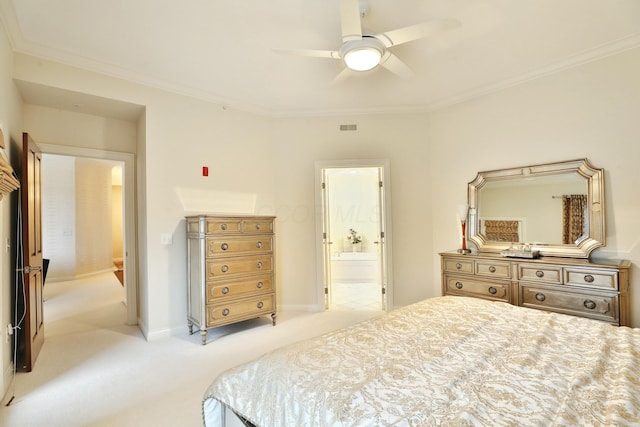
[562,195,587,244]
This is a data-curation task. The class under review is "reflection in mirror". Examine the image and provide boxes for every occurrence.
[468,159,605,259]
[478,173,587,245]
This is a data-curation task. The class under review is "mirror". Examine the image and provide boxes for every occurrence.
[467,159,605,258]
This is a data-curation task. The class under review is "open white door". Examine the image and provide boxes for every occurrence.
[375,167,389,310]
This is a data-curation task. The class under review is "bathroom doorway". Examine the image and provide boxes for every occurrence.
[315,160,392,311]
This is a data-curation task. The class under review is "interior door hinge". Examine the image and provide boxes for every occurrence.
[324,287,329,295]
[382,288,386,295]
[321,182,326,189]
[379,181,383,188]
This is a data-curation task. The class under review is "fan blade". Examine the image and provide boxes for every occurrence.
[380,52,413,79]
[330,67,355,86]
[374,18,460,48]
[339,0,363,42]
[273,48,341,59]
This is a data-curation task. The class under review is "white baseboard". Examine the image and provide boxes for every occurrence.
[136,318,151,341]
[1,361,15,404]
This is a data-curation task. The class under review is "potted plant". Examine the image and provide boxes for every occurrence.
[347,228,362,252]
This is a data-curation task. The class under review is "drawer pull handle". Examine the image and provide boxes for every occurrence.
[222,308,230,316]
[256,224,261,230]
[221,287,229,294]
[584,299,596,310]
[221,223,227,231]
[455,281,463,289]
[256,241,263,249]
[221,265,229,273]
[455,263,462,269]
[256,261,263,269]
[535,293,546,302]
[489,266,496,273]
[257,301,264,309]
[584,274,595,283]
[221,243,228,251]
[535,270,544,278]
[257,281,264,289]
[488,286,497,295]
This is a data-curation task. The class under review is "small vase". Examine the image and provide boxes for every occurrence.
[352,243,362,252]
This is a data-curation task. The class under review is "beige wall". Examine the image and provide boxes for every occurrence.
[429,47,640,326]
[22,105,137,153]
[74,159,114,277]
[112,181,123,261]
[272,114,431,308]
[41,154,76,279]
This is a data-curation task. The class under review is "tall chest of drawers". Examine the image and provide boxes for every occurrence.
[186,215,276,344]
[440,252,631,326]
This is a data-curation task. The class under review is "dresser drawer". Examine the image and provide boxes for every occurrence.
[207,293,276,327]
[444,275,510,303]
[518,264,563,285]
[242,219,273,234]
[207,236,273,257]
[207,255,273,279]
[520,284,619,324]
[564,267,618,290]
[475,260,511,279]
[442,258,474,274]
[205,219,242,234]
[207,275,274,302]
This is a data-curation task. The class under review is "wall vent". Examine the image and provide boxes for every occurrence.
[339,124,357,131]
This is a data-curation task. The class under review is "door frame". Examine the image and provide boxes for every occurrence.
[38,143,138,325]
[314,159,393,311]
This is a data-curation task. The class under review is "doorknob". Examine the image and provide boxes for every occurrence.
[22,265,42,273]
[373,241,379,244]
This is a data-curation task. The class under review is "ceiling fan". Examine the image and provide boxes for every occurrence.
[274,0,460,81]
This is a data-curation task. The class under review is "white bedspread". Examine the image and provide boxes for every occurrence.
[203,296,640,426]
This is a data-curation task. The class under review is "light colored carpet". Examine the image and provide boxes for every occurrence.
[0,272,383,426]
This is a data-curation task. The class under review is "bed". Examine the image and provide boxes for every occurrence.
[202,296,640,426]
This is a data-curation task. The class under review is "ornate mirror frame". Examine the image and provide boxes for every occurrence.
[467,159,605,258]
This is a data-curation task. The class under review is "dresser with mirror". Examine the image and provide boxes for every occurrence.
[440,159,631,326]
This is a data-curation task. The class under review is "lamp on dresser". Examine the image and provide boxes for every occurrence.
[457,204,471,254]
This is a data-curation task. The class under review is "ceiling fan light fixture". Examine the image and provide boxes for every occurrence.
[341,38,384,71]
[344,48,381,71]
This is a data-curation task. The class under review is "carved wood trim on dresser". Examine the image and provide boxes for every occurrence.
[186,215,276,344]
[440,252,631,326]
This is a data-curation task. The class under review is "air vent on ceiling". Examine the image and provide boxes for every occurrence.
[339,124,357,131]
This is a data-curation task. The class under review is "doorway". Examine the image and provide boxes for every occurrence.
[315,159,393,311]
[38,144,137,325]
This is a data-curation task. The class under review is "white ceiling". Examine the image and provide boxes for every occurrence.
[1,0,639,118]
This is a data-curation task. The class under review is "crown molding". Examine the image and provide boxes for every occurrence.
[425,32,640,113]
